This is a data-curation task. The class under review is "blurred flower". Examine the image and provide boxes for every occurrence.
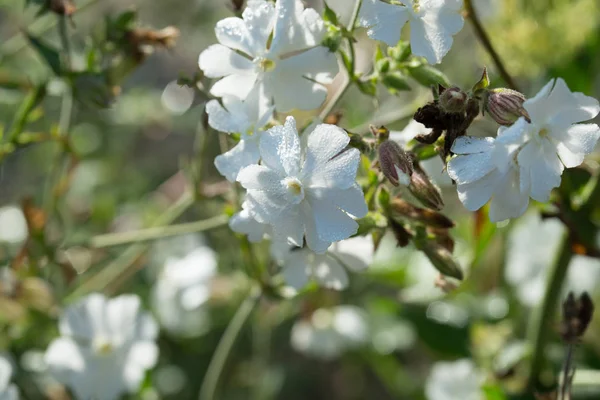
[198,0,338,111]
[161,81,195,115]
[229,203,270,243]
[44,294,158,400]
[0,206,28,245]
[449,78,600,221]
[425,359,484,400]
[152,246,217,337]
[272,235,374,291]
[238,117,367,253]
[358,0,464,64]
[290,306,368,359]
[505,212,600,307]
[0,355,18,400]
[207,87,274,182]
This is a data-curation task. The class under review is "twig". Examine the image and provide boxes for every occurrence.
[463,0,519,91]
[199,287,261,400]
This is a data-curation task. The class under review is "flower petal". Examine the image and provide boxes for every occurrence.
[59,293,107,339]
[215,138,261,182]
[281,250,311,290]
[517,141,563,202]
[358,0,408,46]
[302,124,352,183]
[447,151,495,185]
[489,166,530,222]
[306,148,361,190]
[314,256,349,290]
[301,201,333,254]
[553,123,600,168]
[210,73,258,100]
[270,0,326,55]
[206,98,251,134]
[276,46,338,83]
[308,184,367,219]
[266,72,328,112]
[271,207,305,248]
[229,208,268,243]
[215,17,255,56]
[308,196,359,244]
[259,117,302,176]
[330,235,374,272]
[242,0,276,53]
[451,136,495,154]
[456,169,502,211]
[198,44,254,78]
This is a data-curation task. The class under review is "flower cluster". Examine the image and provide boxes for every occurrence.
[448,78,600,221]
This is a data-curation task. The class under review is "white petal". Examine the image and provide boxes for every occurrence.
[126,341,158,371]
[198,44,254,78]
[215,138,261,182]
[301,202,333,254]
[271,208,305,248]
[270,0,326,55]
[210,73,258,100]
[0,358,11,390]
[358,0,408,46]
[302,124,353,185]
[259,117,302,176]
[450,136,495,154]
[308,184,368,219]
[206,99,251,134]
[105,295,143,339]
[44,338,85,384]
[59,293,108,340]
[517,141,563,202]
[308,196,359,244]
[281,250,311,290]
[215,17,255,56]
[242,0,276,54]
[266,71,328,112]
[305,148,361,190]
[277,46,339,83]
[244,190,289,224]
[229,208,268,242]
[553,123,600,168]
[329,235,374,271]
[447,152,495,185]
[489,166,530,222]
[456,169,502,211]
[409,3,464,64]
[314,256,349,290]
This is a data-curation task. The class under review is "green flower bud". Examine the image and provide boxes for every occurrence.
[382,72,411,92]
[483,88,530,126]
[408,165,444,210]
[421,242,463,280]
[378,140,413,187]
[376,58,391,74]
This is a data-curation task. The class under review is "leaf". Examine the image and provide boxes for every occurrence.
[472,66,490,93]
[6,85,47,142]
[408,64,450,87]
[322,1,339,25]
[25,34,63,76]
[382,72,411,92]
[113,10,137,31]
[482,385,507,400]
[356,79,377,97]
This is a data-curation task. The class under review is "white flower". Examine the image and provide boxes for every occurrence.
[0,356,18,400]
[290,306,368,360]
[229,203,270,243]
[425,359,484,400]
[0,206,28,245]
[198,0,338,111]
[207,86,275,182]
[506,212,600,307]
[448,78,600,222]
[237,117,368,253]
[358,0,464,64]
[44,294,159,400]
[498,78,600,202]
[152,246,217,337]
[273,234,374,290]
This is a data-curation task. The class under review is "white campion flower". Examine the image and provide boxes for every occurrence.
[272,234,374,290]
[425,359,484,400]
[358,0,464,64]
[152,246,217,337]
[237,116,368,253]
[448,78,600,222]
[229,203,270,243]
[44,294,159,400]
[198,0,338,112]
[0,356,18,400]
[290,305,368,360]
[207,86,274,182]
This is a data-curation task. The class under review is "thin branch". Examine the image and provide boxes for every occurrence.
[463,0,519,91]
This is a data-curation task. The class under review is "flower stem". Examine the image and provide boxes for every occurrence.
[199,286,261,400]
[527,231,573,389]
[318,0,363,121]
[463,0,519,91]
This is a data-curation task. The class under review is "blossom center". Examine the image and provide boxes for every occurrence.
[538,128,549,138]
[284,177,305,204]
[92,337,115,356]
[254,57,276,73]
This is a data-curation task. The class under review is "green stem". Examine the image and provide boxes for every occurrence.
[66,191,195,300]
[58,15,72,70]
[199,287,261,400]
[77,214,229,248]
[463,0,519,91]
[527,232,573,389]
[318,0,363,121]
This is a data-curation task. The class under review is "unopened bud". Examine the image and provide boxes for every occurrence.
[49,0,76,16]
[389,198,454,229]
[561,291,594,344]
[376,58,391,74]
[230,0,245,12]
[483,88,530,126]
[389,219,412,247]
[421,241,463,280]
[408,165,444,210]
[378,140,413,187]
[438,86,468,114]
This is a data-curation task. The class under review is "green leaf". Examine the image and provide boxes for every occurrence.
[322,1,339,25]
[356,79,377,97]
[6,85,47,142]
[408,64,450,88]
[25,34,63,76]
[482,385,507,400]
[472,66,490,93]
[382,72,411,92]
[114,10,137,31]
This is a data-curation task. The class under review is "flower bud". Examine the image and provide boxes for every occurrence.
[421,241,463,280]
[378,140,413,187]
[389,198,454,229]
[376,58,391,74]
[49,0,76,16]
[483,88,530,126]
[382,72,411,92]
[561,291,594,344]
[408,165,444,210]
[438,86,468,114]
[389,219,412,247]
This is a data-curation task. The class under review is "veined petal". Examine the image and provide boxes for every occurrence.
[210,73,258,100]
[198,44,254,78]
[277,46,339,84]
[302,124,352,182]
[206,99,251,134]
[489,166,530,222]
[308,184,367,219]
[260,117,302,176]
[308,196,359,243]
[215,17,255,56]
[409,2,464,64]
[305,148,361,189]
[314,256,349,290]
[215,139,261,182]
[456,169,502,211]
[237,164,285,192]
[447,152,495,185]
[358,0,409,46]
[553,123,600,168]
[301,201,333,254]
[517,141,563,202]
[271,208,305,247]
[243,0,276,53]
[270,0,326,55]
[451,136,495,154]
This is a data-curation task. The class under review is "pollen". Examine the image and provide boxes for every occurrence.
[93,338,114,356]
[411,0,421,13]
[284,177,305,204]
[255,57,276,72]
[539,128,549,137]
